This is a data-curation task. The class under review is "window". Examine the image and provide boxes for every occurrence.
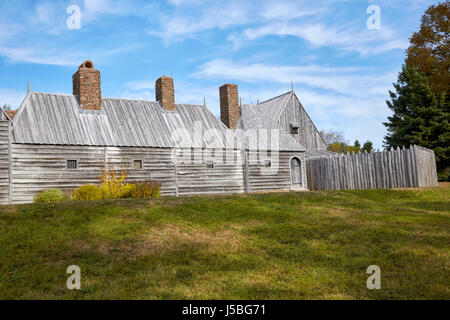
[264,160,272,168]
[290,122,299,135]
[67,160,78,169]
[133,160,143,169]
[206,161,215,169]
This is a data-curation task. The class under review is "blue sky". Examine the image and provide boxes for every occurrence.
[0,0,440,148]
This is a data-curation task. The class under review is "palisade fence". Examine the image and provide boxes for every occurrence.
[306,145,438,191]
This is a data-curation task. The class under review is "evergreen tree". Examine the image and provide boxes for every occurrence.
[362,141,374,153]
[353,140,361,153]
[383,65,449,178]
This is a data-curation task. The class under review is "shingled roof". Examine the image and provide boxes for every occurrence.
[11,92,237,149]
[235,91,306,152]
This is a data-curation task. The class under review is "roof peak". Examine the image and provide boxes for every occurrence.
[28,91,206,107]
[259,91,293,105]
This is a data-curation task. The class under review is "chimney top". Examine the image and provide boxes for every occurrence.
[73,60,102,111]
[80,60,94,69]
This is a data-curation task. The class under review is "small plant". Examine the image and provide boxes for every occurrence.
[34,189,65,203]
[132,181,161,199]
[99,168,129,199]
[119,184,137,199]
[72,184,104,201]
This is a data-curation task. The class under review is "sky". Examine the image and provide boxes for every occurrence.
[0,0,440,149]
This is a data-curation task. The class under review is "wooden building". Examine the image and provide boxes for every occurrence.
[0,60,327,204]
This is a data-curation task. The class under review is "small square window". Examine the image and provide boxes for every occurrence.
[133,160,143,169]
[264,160,272,168]
[206,161,215,169]
[290,128,299,135]
[67,160,78,169]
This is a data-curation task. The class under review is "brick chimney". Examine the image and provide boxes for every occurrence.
[155,76,175,111]
[220,83,239,129]
[72,60,102,111]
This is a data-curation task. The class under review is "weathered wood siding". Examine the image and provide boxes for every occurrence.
[306,145,438,191]
[278,94,326,151]
[0,121,11,204]
[11,145,180,202]
[174,148,245,195]
[12,145,109,203]
[8,143,307,203]
[247,151,307,192]
[104,147,177,196]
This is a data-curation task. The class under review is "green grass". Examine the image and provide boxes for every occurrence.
[0,184,449,300]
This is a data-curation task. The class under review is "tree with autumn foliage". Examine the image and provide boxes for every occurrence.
[385,2,449,181]
[406,1,449,95]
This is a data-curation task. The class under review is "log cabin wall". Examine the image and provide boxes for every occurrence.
[11,144,179,203]
[9,144,303,203]
[0,121,11,204]
[174,148,245,196]
[247,151,307,192]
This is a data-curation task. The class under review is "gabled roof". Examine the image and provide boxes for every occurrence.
[235,91,305,152]
[12,92,237,149]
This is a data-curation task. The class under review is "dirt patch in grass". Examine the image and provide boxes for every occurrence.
[138,225,242,254]
[89,224,243,256]
[0,205,19,215]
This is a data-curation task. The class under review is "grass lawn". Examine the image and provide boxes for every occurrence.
[0,184,449,300]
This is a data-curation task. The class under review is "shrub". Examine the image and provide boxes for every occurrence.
[34,189,65,203]
[100,168,129,199]
[132,181,161,199]
[119,184,137,199]
[72,184,104,201]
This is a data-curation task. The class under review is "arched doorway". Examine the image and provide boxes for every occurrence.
[290,157,302,187]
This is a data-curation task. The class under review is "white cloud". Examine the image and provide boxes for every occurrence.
[150,0,409,56]
[194,59,394,98]
[150,1,252,44]
[238,21,409,55]
[82,0,145,21]
[0,46,83,66]
[259,1,325,20]
[0,41,138,66]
